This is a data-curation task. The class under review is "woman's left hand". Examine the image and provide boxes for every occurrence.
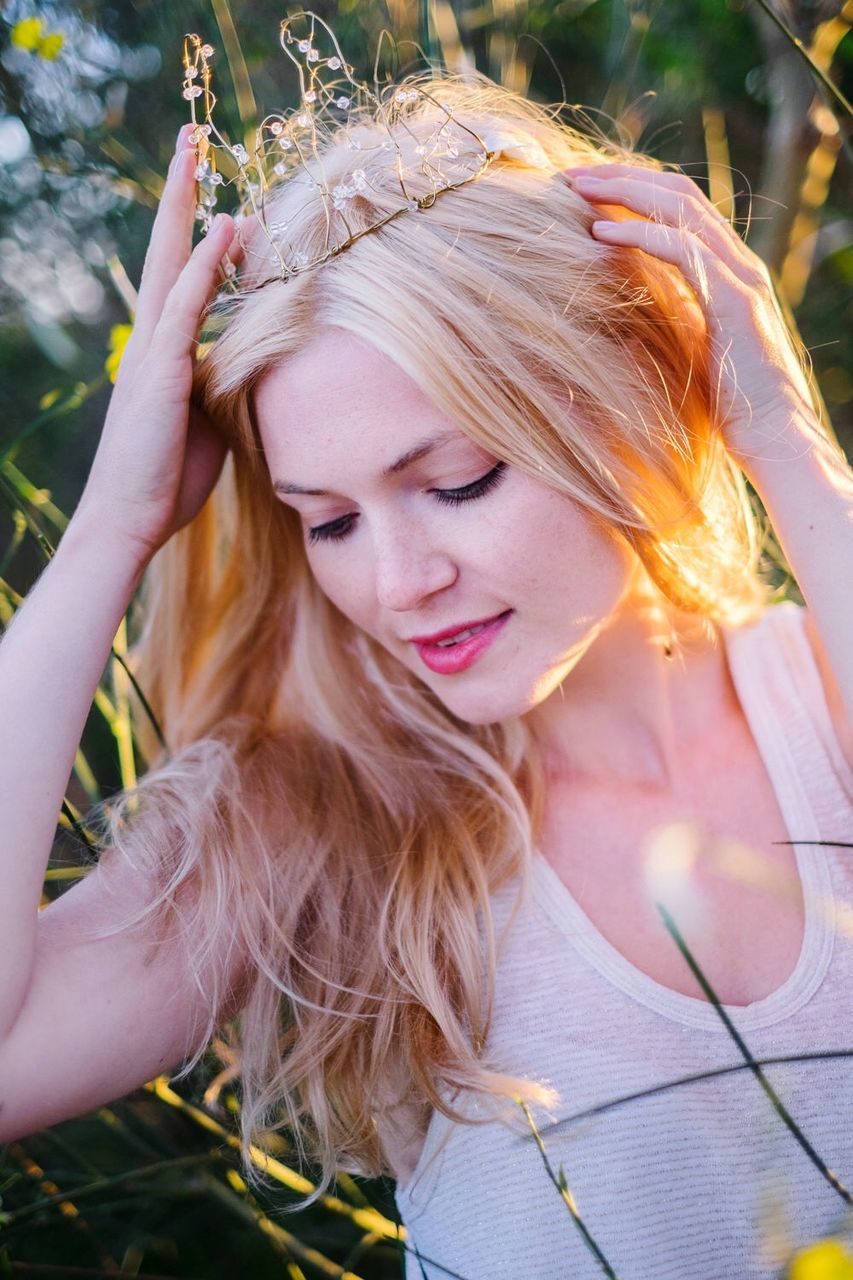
[565,162,819,479]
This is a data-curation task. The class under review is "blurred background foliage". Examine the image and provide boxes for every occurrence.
[0,1,851,1276]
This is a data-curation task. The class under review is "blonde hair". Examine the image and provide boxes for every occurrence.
[98,70,771,1200]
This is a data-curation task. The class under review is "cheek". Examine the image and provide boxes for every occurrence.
[307,550,375,629]
[507,489,634,610]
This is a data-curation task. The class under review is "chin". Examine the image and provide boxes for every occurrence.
[451,661,584,727]
[426,677,540,727]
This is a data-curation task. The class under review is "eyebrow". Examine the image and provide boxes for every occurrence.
[273,430,459,497]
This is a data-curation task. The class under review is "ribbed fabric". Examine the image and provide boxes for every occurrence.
[395,603,853,1280]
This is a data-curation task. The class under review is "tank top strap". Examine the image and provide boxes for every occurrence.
[721,601,853,833]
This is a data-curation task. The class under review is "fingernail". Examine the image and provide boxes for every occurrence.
[169,145,192,179]
[176,123,189,149]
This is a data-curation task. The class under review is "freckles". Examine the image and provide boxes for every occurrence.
[522,495,627,607]
[316,562,375,633]
[307,559,354,617]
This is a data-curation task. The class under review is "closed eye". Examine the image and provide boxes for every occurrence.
[306,460,508,545]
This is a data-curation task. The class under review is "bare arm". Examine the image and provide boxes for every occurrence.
[0,126,241,1121]
[0,515,144,1038]
[744,414,853,771]
[0,847,242,1142]
[565,164,853,763]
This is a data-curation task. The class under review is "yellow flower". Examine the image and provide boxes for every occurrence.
[38,32,64,60]
[790,1239,853,1280]
[105,324,133,383]
[10,18,64,59]
[10,17,45,51]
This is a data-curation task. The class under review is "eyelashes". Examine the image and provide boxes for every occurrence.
[433,459,507,509]
[306,460,508,546]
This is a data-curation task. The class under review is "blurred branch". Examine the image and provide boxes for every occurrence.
[748,0,852,300]
[210,0,258,130]
[4,1265,192,1278]
[97,136,163,204]
[0,377,108,469]
[534,1048,853,1137]
[702,107,735,222]
[432,0,477,74]
[600,0,655,141]
[657,899,853,1208]
[419,0,434,64]
[780,112,843,305]
[382,0,420,53]
[1,460,67,533]
[105,255,138,317]
[111,616,137,793]
[58,795,98,852]
[146,1076,403,1243]
[517,1098,619,1278]
[487,0,534,96]
[203,1170,363,1278]
[0,1151,221,1229]
[750,0,853,128]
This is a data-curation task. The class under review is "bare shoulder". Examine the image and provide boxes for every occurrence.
[801,606,853,775]
[0,848,246,1142]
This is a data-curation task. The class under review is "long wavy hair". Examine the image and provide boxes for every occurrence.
[95,69,772,1200]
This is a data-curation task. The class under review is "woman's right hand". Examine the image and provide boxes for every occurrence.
[76,123,240,567]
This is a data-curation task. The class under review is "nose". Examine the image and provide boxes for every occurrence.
[373,521,458,613]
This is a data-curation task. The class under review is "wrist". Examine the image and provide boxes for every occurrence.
[728,401,836,489]
[64,500,153,588]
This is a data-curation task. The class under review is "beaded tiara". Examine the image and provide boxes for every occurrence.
[181,10,550,285]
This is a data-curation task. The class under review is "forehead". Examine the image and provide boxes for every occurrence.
[253,327,466,474]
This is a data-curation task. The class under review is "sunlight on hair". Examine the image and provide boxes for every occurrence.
[97,65,773,1204]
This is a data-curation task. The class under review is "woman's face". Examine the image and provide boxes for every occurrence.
[254,328,637,725]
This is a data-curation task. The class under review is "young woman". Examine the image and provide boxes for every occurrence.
[0,67,851,1279]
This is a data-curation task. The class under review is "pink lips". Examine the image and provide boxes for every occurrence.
[412,610,513,675]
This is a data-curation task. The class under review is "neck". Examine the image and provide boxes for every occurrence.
[526,583,737,792]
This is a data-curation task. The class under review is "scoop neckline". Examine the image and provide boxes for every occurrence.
[530,607,835,1033]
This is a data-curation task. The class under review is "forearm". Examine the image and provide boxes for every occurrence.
[743,405,853,740]
[0,510,147,1037]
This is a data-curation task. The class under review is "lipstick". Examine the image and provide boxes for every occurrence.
[412,610,512,675]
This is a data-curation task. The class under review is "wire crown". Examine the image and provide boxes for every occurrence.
[181,11,550,285]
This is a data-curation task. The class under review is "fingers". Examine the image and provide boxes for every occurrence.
[148,212,237,363]
[220,225,247,281]
[582,215,747,307]
[131,124,201,349]
[566,164,763,287]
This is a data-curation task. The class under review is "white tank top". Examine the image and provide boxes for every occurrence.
[394,602,853,1279]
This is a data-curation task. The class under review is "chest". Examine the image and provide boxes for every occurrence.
[537,746,805,1008]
